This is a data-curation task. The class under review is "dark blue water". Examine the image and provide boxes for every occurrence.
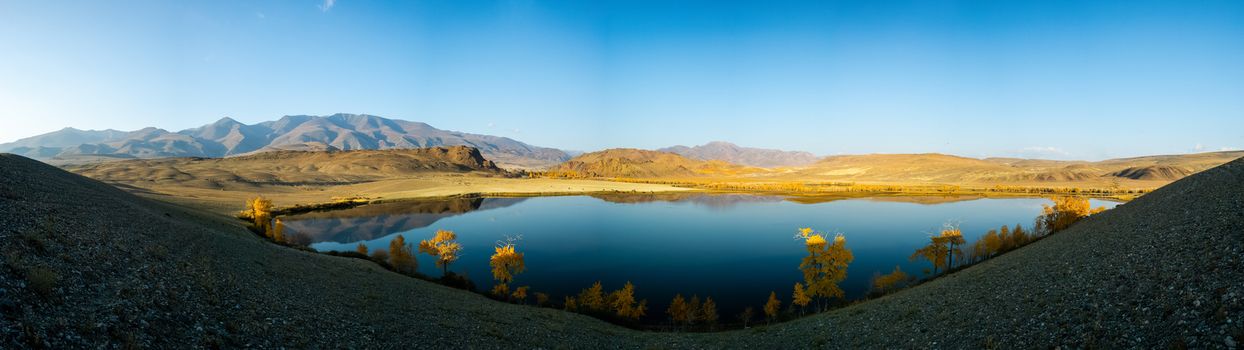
[283,194,1118,318]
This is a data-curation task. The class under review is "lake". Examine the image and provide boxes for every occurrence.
[281,193,1120,319]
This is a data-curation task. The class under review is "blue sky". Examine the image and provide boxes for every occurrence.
[1,0,1241,160]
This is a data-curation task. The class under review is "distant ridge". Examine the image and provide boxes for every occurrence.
[0,114,568,169]
[659,141,818,167]
[551,148,753,178]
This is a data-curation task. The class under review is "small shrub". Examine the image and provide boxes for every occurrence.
[21,231,47,253]
[27,267,58,298]
[439,272,476,292]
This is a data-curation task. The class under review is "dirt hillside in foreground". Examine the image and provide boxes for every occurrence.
[2,153,1241,348]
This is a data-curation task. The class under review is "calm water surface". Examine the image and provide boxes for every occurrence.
[282,194,1119,316]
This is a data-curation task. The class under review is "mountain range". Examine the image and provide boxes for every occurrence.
[658,141,819,167]
[0,114,568,169]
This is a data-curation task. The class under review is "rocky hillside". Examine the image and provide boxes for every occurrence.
[64,146,506,189]
[659,141,819,167]
[0,114,568,169]
[551,148,754,178]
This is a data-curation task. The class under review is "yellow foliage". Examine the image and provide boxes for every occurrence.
[792,282,811,309]
[701,297,719,327]
[577,281,606,312]
[512,286,529,303]
[871,265,910,293]
[491,283,509,297]
[243,196,275,234]
[535,292,549,306]
[564,296,578,311]
[356,243,368,255]
[388,235,417,275]
[667,294,690,325]
[797,228,854,305]
[609,281,646,319]
[911,224,965,274]
[273,219,287,243]
[489,242,526,285]
[1038,197,1106,234]
[633,300,648,319]
[763,291,781,322]
[418,230,462,276]
[687,295,701,325]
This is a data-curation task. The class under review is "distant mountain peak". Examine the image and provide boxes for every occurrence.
[658,141,818,168]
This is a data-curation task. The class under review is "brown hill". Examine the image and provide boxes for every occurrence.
[800,153,1016,183]
[780,151,1244,187]
[64,146,505,189]
[551,148,755,178]
[1108,165,1194,180]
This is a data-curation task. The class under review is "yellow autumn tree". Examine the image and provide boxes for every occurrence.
[608,281,646,320]
[512,286,529,304]
[388,235,417,275]
[983,227,1002,256]
[535,292,549,306]
[271,218,285,243]
[489,237,526,299]
[1011,224,1029,247]
[491,283,509,298]
[871,265,910,294]
[667,294,690,328]
[578,281,607,312]
[1037,196,1106,234]
[938,225,966,269]
[702,297,719,330]
[563,296,578,311]
[911,223,964,275]
[243,196,274,234]
[796,227,854,311]
[764,291,781,324]
[632,300,648,320]
[792,282,811,314]
[356,243,368,255]
[418,230,462,276]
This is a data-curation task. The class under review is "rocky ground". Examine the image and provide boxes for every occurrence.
[1,153,1242,348]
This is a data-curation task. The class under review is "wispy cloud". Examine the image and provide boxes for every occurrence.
[318,0,336,12]
[1001,146,1073,160]
[1192,144,1239,153]
[1019,146,1068,156]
